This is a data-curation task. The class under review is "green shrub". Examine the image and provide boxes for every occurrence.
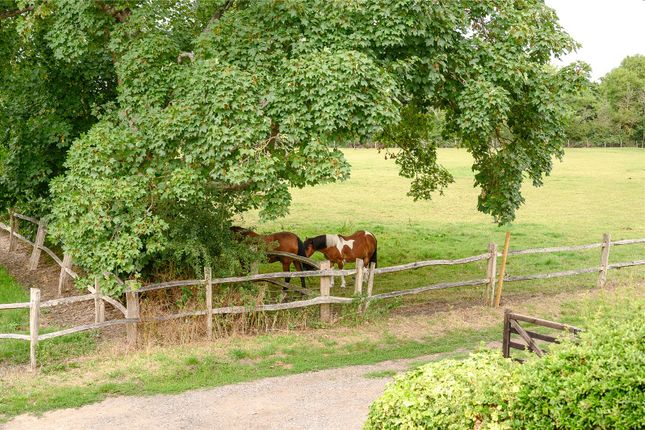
[365,350,520,429]
[365,301,644,430]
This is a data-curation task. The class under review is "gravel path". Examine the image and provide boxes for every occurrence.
[4,354,449,430]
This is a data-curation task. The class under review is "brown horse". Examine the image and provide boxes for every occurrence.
[231,227,312,289]
[303,230,377,288]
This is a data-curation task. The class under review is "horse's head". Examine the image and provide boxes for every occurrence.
[303,237,315,257]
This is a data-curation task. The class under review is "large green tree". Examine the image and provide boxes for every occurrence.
[1,0,587,290]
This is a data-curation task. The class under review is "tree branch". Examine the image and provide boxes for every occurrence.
[96,0,131,23]
[0,6,33,20]
[206,0,235,30]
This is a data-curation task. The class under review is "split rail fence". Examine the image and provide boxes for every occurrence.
[502,310,583,361]
[1,211,644,370]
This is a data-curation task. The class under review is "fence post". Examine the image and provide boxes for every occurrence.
[58,254,73,296]
[204,266,213,340]
[29,288,41,371]
[494,232,511,308]
[354,259,364,295]
[362,262,376,313]
[94,278,105,323]
[125,287,140,348]
[486,243,498,307]
[28,220,47,271]
[597,233,611,288]
[502,309,511,358]
[8,210,18,252]
[319,260,332,323]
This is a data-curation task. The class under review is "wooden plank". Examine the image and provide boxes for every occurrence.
[486,243,497,307]
[38,319,135,340]
[508,312,582,333]
[29,220,46,270]
[505,267,597,282]
[510,327,560,343]
[611,238,645,246]
[266,251,320,269]
[372,253,490,275]
[354,259,364,295]
[597,233,611,288]
[319,261,332,323]
[40,294,94,308]
[205,266,213,340]
[135,279,205,293]
[608,260,645,269]
[100,295,127,316]
[29,288,40,371]
[510,319,543,357]
[13,213,40,224]
[40,245,63,266]
[126,291,139,347]
[368,278,489,301]
[507,242,603,256]
[509,341,528,351]
[0,333,30,340]
[0,302,31,310]
[494,232,511,308]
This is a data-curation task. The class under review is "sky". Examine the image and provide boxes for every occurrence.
[544,0,645,81]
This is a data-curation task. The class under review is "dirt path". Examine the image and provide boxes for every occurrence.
[3,353,453,430]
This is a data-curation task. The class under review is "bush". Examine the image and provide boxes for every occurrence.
[365,301,644,430]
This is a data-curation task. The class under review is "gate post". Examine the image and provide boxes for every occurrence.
[125,286,140,348]
[597,233,611,288]
[29,288,41,371]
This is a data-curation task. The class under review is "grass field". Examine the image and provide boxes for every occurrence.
[245,148,645,301]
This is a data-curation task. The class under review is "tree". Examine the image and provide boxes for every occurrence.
[600,55,645,147]
[1,1,587,291]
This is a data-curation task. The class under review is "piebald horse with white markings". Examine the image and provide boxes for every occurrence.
[303,230,377,288]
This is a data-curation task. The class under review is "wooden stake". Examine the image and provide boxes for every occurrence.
[8,211,18,252]
[354,259,364,295]
[205,266,213,340]
[58,254,73,296]
[502,308,511,358]
[94,278,105,323]
[494,232,511,308]
[363,262,376,313]
[597,233,611,288]
[486,243,498,306]
[29,288,41,371]
[125,289,139,348]
[319,261,332,323]
[28,220,46,271]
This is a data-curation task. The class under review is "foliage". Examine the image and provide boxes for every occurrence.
[365,300,645,429]
[564,55,645,147]
[1,1,587,290]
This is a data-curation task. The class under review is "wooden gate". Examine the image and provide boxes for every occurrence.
[502,309,582,360]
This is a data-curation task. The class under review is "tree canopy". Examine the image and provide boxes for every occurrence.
[0,0,587,289]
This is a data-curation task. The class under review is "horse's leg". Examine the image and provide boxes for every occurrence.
[281,260,291,292]
[338,260,346,288]
[294,261,306,290]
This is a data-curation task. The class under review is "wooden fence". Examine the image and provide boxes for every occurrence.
[1,211,644,371]
[502,310,583,361]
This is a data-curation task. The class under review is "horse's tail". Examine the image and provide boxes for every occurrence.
[297,237,316,271]
[369,240,378,267]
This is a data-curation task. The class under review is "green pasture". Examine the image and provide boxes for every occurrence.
[244,148,645,302]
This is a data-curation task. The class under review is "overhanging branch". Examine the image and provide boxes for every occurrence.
[0,6,33,20]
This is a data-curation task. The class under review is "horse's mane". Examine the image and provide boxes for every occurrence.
[306,235,328,251]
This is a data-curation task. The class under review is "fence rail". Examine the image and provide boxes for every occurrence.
[1,211,644,371]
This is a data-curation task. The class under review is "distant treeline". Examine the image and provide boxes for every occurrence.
[564,55,644,148]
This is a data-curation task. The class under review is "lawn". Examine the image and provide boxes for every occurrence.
[244,148,645,302]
